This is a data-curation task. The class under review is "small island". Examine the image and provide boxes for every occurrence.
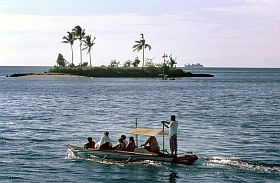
[47,66,213,78]
[8,66,213,78]
[8,26,213,78]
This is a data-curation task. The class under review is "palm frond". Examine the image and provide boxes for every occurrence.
[72,25,86,40]
[132,34,152,54]
[133,46,142,52]
[132,44,139,49]
[62,31,76,45]
[145,44,151,50]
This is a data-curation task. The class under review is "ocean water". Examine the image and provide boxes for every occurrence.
[0,66,279,183]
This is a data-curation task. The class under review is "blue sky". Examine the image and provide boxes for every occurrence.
[0,0,279,67]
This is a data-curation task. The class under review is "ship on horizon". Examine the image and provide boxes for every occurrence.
[184,63,204,68]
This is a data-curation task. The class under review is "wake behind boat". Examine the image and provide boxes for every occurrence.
[67,127,198,165]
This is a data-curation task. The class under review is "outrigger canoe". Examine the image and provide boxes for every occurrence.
[67,144,197,165]
[67,127,198,165]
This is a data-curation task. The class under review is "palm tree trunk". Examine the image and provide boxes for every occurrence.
[142,48,145,68]
[80,41,82,66]
[89,51,92,67]
[71,45,74,65]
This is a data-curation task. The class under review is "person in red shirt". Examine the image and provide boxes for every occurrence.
[126,137,136,152]
[84,137,95,149]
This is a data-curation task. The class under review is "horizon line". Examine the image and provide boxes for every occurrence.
[0,65,280,69]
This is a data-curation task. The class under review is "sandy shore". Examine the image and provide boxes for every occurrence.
[18,73,85,78]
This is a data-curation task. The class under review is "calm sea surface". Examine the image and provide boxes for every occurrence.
[0,66,279,183]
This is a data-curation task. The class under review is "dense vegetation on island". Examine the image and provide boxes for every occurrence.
[50,66,190,78]
[52,25,213,78]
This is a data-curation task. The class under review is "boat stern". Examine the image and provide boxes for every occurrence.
[174,155,198,165]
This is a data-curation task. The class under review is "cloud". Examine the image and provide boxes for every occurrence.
[0,13,203,66]
[206,0,280,18]
[0,0,14,8]
[0,8,280,67]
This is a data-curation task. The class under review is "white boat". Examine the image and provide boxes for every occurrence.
[67,145,197,165]
[67,127,198,165]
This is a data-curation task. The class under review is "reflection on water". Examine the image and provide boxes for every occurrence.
[169,171,178,183]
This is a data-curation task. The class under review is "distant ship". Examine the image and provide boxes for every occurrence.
[184,63,204,68]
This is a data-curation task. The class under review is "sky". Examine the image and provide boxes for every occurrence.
[0,0,279,67]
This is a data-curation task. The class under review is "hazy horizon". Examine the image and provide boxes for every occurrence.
[1,65,280,69]
[0,0,280,68]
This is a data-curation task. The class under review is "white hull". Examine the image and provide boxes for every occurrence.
[67,145,198,165]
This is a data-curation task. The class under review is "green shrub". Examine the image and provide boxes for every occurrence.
[49,66,189,78]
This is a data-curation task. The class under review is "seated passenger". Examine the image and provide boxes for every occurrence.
[125,137,136,152]
[113,138,126,151]
[121,135,128,146]
[98,131,112,150]
[141,136,160,154]
[84,137,95,149]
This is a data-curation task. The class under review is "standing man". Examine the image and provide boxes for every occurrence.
[162,115,178,157]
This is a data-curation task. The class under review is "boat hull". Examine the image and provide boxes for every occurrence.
[67,145,198,165]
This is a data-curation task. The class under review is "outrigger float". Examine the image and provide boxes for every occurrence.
[67,120,198,165]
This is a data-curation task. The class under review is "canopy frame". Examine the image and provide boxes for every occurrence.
[128,118,168,153]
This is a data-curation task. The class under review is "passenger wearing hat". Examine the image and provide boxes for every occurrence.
[141,136,160,154]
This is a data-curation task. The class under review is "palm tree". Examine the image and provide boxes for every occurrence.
[169,54,177,68]
[72,25,86,65]
[62,31,76,65]
[132,33,151,68]
[83,35,96,67]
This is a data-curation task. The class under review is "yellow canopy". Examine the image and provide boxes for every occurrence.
[128,128,168,136]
